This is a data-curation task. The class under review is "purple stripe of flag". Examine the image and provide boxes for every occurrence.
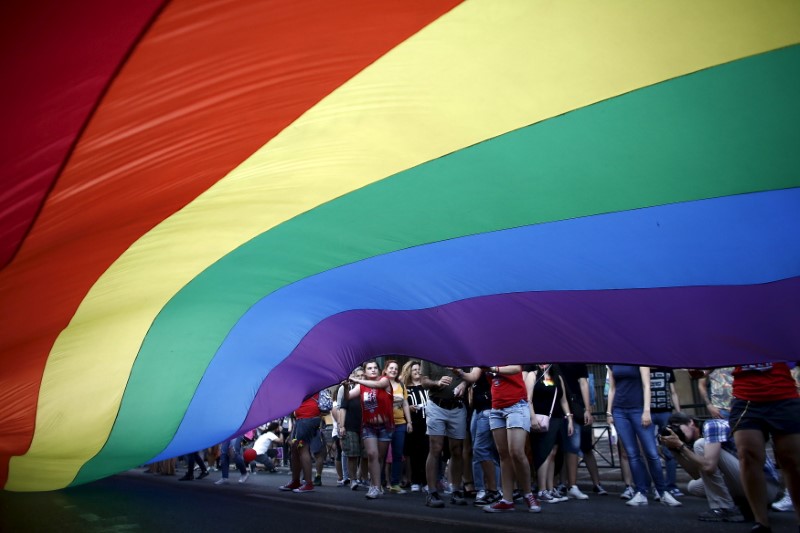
[238,277,800,431]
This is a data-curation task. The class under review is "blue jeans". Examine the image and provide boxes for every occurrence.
[390,423,407,485]
[220,437,246,478]
[613,406,666,494]
[470,409,499,490]
[651,410,678,491]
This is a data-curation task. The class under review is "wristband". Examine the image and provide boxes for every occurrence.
[566,413,573,418]
[605,412,613,416]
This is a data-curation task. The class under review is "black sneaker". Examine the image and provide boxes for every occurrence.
[178,473,194,481]
[512,489,524,503]
[450,490,467,506]
[197,470,209,480]
[475,490,501,506]
[426,491,445,508]
[698,507,745,522]
[750,524,772,533]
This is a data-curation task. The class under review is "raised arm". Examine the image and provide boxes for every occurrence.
[458,366,483,383]
[351,375,391,391]
[345,383,361,400]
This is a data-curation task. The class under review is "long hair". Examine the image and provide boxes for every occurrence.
[400,360,421,387]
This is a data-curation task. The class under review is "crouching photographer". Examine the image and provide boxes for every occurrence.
[659,412,781,523]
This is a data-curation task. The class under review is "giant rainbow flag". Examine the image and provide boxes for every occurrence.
[1,0,798,491]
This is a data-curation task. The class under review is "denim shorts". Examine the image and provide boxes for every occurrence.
[565,421,582,454]
[489,400,531,431]
[362,424,393,442]
[565,423,593,455]
[291,417,320,446]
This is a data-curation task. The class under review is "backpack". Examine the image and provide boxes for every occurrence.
[317,389,333,413]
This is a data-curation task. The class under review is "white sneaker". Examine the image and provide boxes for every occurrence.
[214,478,229,485]
[366,486,381,499]
[550,489,568,503]
[660,490,682,507]
[239,473,249,483]
[567,485,589,500]
[411,484,421,492]
[475,489,486,501]
[772,492,794,512]
[351,480,360,491]
[620,486,634,500]
[625,492,648,506]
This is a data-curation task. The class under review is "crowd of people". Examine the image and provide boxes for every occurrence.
[165,361,799,532]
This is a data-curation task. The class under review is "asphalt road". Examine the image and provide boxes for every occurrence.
[2,465,798,533]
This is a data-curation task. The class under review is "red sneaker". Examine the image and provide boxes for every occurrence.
[293,483,315,493]
[525,493,542,513]
[279,480,302,491]
[484,499,515,513]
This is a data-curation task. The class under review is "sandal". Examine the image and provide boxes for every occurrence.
[463,481,477,498]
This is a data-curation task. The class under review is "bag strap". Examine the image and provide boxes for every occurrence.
[533,364,552,386]
[535,365,558,416]
[547,385,558,417]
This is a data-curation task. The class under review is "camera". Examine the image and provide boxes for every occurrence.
[660,424,687,442]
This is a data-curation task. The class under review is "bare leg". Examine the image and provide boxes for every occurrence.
[567,452,579,486]
[360,456,368,482]
[492,427,515,500]
[537,446,556,491]
[347,456,359,482]
[378,440,390,487]
[335,446,343,481]
[448,438,464,492]
[290,442,302,484]
[584,451,602,486]
[426,435,445,491]
[462,431,474,492]
[735,429,769,527]
[508,428,532,494]
[546,446,559,490]
[363,437,381,488]
[617,440,633,486]
[315,451,324,478]
[481,459,498,491]
[773,432,800,525]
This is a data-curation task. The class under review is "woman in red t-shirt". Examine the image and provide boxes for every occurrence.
[346,360,394,500]
[461,365,540,513]
[278,394,321,493]
[730,362,800,531]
